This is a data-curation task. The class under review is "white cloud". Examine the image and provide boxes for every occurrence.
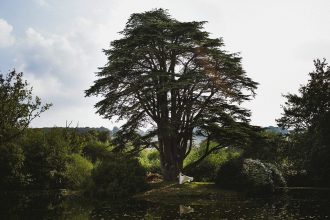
[0,19,15,48]
[34,0,49,7]
[10,20,114,127]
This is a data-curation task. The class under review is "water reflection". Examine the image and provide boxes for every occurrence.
[179,205,194,215]
[0,189,329,219]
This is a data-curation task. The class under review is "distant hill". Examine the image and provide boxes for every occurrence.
[36,126,111,134]
[265,126,289,134]
[34,126,288,142]
[76,126,110,133]
[110,126,146,136]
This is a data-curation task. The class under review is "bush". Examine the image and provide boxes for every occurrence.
[0,143,27,189]
[64,154,93,189]
[22,129,69,189]
[216,158,286,194]
[241,159,274,194]
[185,160,217,182]
[139,149,161,173]
[184,145,242,181]
[264,162,286,188]
[82,141,111,163]
[88,156,147,199]
[215,158,243,189]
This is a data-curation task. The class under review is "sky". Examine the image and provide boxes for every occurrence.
[1,0,330,129]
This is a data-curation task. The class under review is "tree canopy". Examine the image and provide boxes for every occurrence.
[277,59,330,186]
[277,59,330,131]
[0,70,51,144]
[86,9,258,180]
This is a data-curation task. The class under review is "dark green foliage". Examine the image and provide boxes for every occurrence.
[184,141,242,181]
[88,157,147,199]
[215,158,243,190]
[0,70,51,145]
[97,130,110,143]
[82,141,112,163]
[185,160,217,182]
[277,59,330,131]
[277,59,330,186]
[242,125,313,187]
[22,129,70,189]
[0,143,27,189]
[86,8,257,180]
[82,128,110,143]
[243,130,288,163]
[21,128,112,189]
[0,85,116,193]
[0,126,116,190]
[216,158,286,194]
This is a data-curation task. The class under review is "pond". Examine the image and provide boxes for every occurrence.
[0,188,329,219]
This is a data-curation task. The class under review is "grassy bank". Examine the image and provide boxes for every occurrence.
[134,182,243,204]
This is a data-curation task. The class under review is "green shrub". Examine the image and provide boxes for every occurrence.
[241,159,274,194]
[82,141,111,163]
[185,160,217,181]
[0,143,27,189]
[264,162,286,188]
[22,129,69,189]
[88,156,147,199]
[215,158,243,189]
[216,158,286,194]
[139,149,161,173]
[64,154,93,189]
[184,145,242,181]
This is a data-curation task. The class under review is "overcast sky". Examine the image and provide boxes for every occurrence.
[1,0,330,129]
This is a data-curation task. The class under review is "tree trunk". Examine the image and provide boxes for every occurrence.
[157,86,186,181]
[160,145,183,181]
[158,125,184,181]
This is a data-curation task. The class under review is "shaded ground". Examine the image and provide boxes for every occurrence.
[135,181,243,204]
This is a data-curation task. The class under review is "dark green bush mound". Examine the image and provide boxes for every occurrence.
[216,158,286,194]
[82,141,111,163]
[185,160,218,182]
[215,158,243,190]
[0,143,27,189]
[22,129,69,189]
[88,157,147,199]
[183,144,242,182]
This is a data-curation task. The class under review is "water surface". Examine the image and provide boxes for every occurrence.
[0,189,329,219]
